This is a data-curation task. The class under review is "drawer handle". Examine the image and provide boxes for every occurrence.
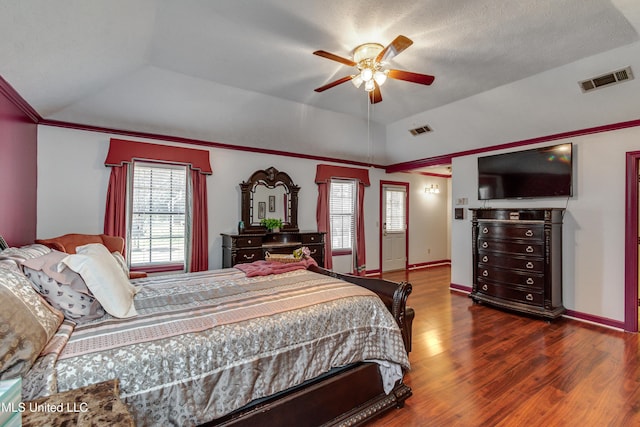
[526,262,534,269]
[482,227,489,234]
[244,254,255,260]
[525,246,534,253]
[247,239,252,244]
[482,242,489,249]
[525,293,534,301]
[525,230,534,237]
[482,284,488,291]
[310,236,315,241]
[482,270,488,277]
[526,278,535,285]
[482,256,488,262]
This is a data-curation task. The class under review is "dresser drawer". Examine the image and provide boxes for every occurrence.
[476,279,544,306]
[301,233,323,244]
[477,239,543,257]
[307,245,323,259]
[477,266,543,289]
[478,252,544,273]
[235,236,263,248]
[235,249,263,263]
[477,223,543,241]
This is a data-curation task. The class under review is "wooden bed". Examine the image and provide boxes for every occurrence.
[1,241,413,426]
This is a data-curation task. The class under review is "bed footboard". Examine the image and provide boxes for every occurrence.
[211,362,411,427]
[308,265,414,353]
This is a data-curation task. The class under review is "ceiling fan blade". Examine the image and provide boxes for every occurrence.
[376,35,413,63]
[314,75,354,92]
[388,69,435,85]
[369,83,382,104]
[313,50,356,67]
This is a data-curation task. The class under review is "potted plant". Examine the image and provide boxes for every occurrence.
[260,218,283,232]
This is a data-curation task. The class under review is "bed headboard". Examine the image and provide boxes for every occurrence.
[35,233,125,254]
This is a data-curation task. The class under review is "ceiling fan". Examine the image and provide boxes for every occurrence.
[313,35,435,104]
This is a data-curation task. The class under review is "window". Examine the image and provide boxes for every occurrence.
[385,189,406,232]
[129,162,188,268]
[329,179,356,252]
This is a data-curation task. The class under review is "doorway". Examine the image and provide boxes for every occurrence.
[380,182,408,272]
[624,151,640,332]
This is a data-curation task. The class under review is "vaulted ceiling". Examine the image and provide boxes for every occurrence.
[1,0,639,166]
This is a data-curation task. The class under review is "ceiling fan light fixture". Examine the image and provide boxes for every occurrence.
[352,43,384,64]
[361,67,373,82]
[364,79,375,92]
[313,36,434,104]
[373,70,388,85]
[351,74,363,88]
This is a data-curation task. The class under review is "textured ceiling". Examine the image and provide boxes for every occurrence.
[0,0,639,162]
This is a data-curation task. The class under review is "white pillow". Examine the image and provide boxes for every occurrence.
[59,243,138,318]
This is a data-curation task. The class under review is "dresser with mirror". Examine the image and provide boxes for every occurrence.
[221,167,325,268]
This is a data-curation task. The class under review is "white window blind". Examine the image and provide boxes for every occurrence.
[130,162,187,267]
[385,189,405,232]
[330,179,356,251]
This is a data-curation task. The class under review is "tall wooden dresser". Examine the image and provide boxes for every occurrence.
[469,208,565,319]
[221,231,325,268]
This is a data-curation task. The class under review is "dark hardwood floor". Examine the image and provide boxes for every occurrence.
[368,266,640,427]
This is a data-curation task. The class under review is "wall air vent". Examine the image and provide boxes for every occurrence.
[409,125,432,136]
[579,66,633,93]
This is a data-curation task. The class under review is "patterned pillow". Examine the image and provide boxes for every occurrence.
[0,259,21,273]
[21,251,105,323]
[0,268,63,380]
[0,244,52,272]
[0,244,51,262]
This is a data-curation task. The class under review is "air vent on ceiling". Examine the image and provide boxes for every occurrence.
[579,66,633,93]
[409,125,432,136]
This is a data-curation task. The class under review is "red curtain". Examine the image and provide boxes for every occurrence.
[104,165,128,242]
[315,165,369,275]
[354,181,366,275]
[104,139,212,272]
[316,182,332,269]
[189,169,209,272]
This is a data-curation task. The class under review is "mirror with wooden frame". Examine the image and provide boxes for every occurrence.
[240,167,299,233]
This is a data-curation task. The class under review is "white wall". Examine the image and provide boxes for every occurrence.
[450,125,640,323]
[36,126,448,272]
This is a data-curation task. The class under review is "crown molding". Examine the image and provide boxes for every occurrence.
[0,76,41,123]
[40,118,386,170]
[385,118,640,173]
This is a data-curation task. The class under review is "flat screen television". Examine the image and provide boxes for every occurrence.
[478,143,573,200]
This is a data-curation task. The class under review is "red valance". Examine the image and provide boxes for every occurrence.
[105,139,212,174]
[314,164,370,186]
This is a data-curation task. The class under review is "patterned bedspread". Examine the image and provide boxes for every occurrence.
[26,268,410,426]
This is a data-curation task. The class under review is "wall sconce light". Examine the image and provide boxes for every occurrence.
[425,184,440,194]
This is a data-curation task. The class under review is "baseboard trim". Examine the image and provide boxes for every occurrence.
[408,260,451,270]
[449,283,472,293]
[562,310,625,331]
[450,282,625,330]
